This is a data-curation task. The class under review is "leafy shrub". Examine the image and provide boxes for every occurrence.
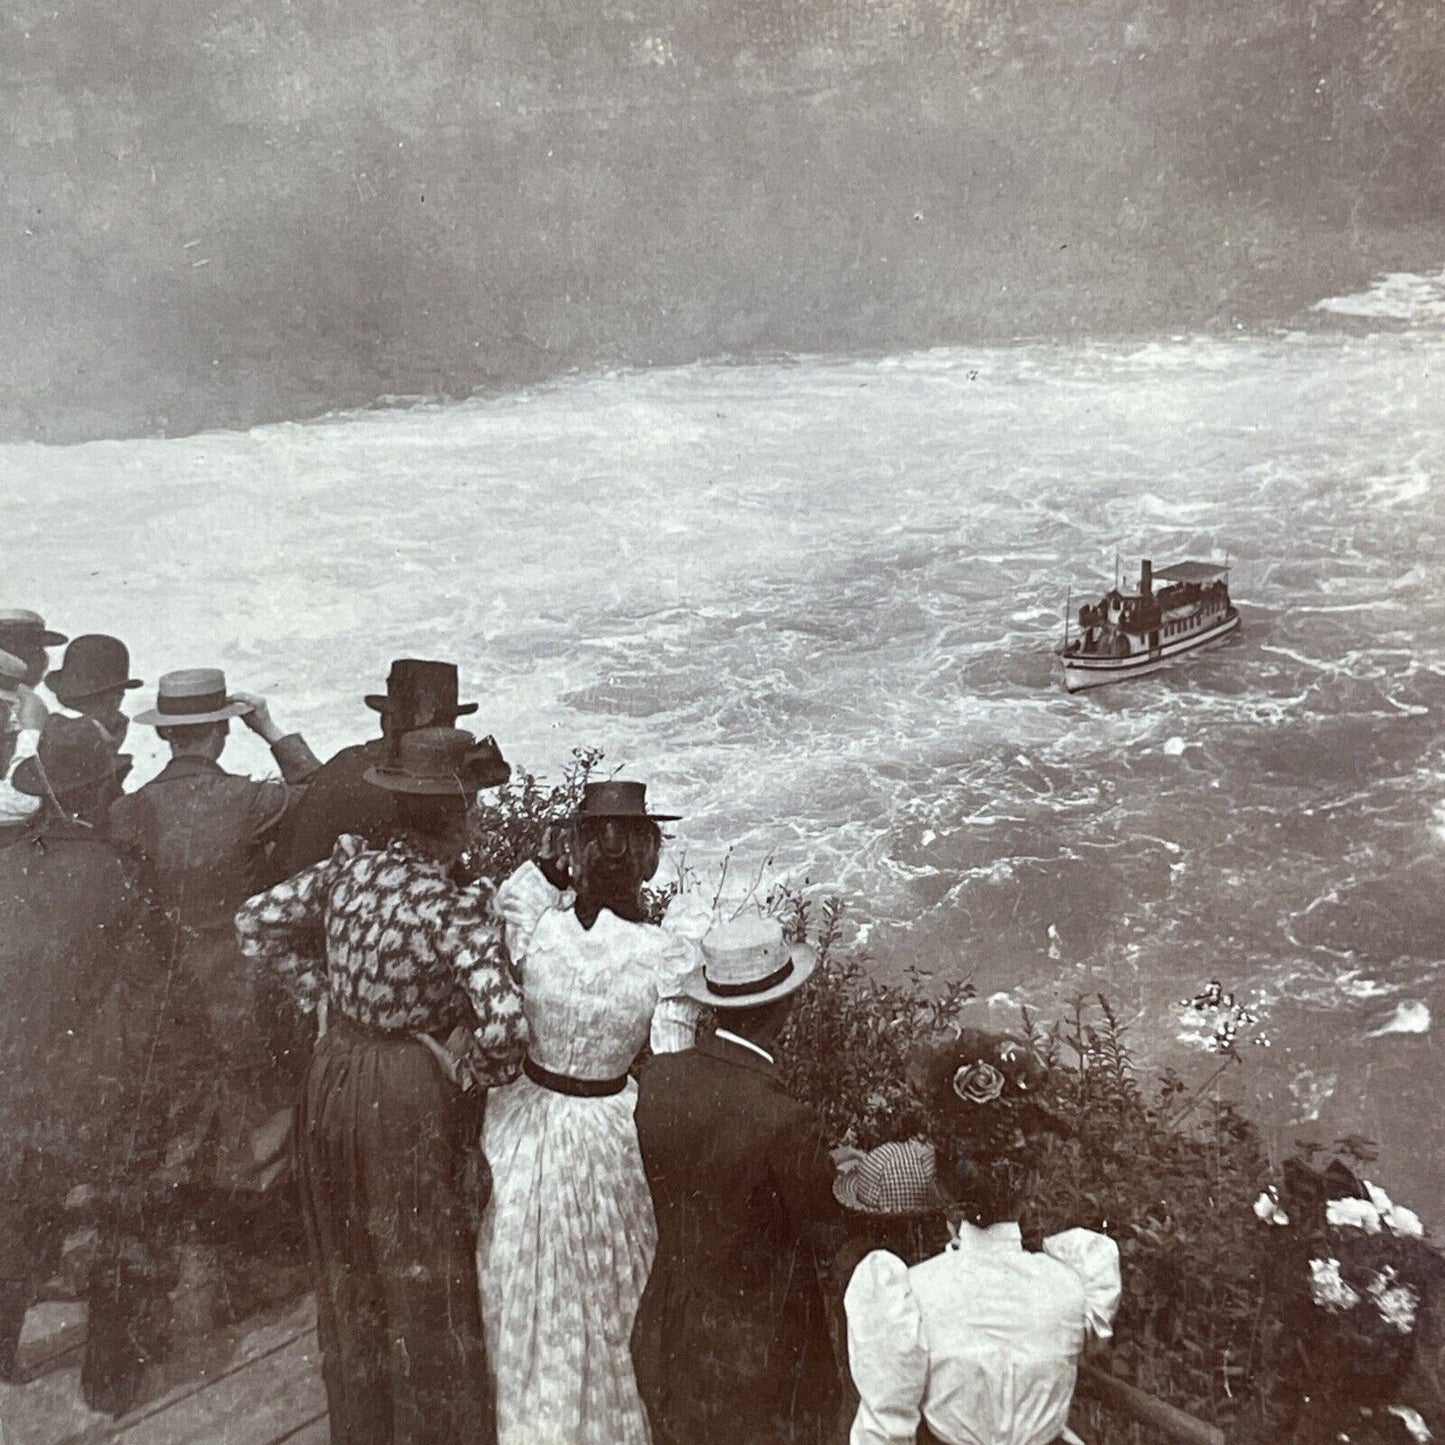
[770,886,1274,1442]
[471,757,1437,1443]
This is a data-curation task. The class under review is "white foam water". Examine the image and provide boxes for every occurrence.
[4,272,1444,1200]
[1315,268,1445,325]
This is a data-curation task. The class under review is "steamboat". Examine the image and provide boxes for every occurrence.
[1059,558,1239,693]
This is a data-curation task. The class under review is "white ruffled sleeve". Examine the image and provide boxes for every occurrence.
[649,891,712,1054]
[1043,1228,1122,1341]
[844,1250,929,1445]
[493,860,563,969]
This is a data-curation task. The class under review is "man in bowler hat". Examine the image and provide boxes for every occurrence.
[0,717,171,1415]
[632,915,842,1445]
[47,633,144,751]
[280,659,507,873]
[47,634,144,786]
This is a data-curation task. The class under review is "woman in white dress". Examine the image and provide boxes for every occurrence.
[842,1035,1122,1445]
[478,780,710,1445]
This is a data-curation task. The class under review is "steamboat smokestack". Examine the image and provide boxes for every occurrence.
[1140,558,1152,598]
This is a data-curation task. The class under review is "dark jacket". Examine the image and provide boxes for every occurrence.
[0,815,162,1158]
[632,1030,841,1445]
[107,737,320,1187]
[278,738,398,874]
[110,737,319,935]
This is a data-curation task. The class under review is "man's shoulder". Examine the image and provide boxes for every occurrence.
[313,741,381,777]
[641,1044,812,1115]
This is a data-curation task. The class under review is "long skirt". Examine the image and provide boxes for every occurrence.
[477,1075,656,1445]
[297,1017,494,1445]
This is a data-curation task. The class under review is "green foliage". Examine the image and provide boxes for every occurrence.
[773,889,1273,1441]
[469,757,1429,1442]
[774,889,977,1150]
[467,745,603,882]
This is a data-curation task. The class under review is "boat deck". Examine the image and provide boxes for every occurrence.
[0,1296,326,1445]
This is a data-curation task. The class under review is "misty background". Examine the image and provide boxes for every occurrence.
[3,0,1442,443]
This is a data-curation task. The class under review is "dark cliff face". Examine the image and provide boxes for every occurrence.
[2,0,1442,442]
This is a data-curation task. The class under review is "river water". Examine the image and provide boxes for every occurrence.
[6,269,1444,1206]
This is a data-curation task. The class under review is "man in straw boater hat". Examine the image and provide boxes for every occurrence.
[631,913,843,1445]
[108,669,321,1268]
[236,726,527,1445]
[0,717,174,1415]
[281,658,500,874]
[841,1031,1120,1445]
[0,607,67,702]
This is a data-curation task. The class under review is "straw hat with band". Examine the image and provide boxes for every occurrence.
[48,634,143,706]
[12,715,123,800]
[364,726,511,797]
[136,669,253,727]
[683,914,818,1009]
[0,608,68,648]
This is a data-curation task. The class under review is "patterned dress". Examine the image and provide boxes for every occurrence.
[477,861,710,1445]
[237,835,528,1445]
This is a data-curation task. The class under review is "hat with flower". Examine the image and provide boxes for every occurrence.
[901,1028,1068,1222]
[906,1029,1050,1119]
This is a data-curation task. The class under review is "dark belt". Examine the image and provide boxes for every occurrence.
[331,1012,454,1046]
[523,1056,628,1097]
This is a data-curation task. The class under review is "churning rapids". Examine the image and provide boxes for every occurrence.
[6,269,1445,1203]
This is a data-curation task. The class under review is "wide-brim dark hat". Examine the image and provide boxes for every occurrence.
[13,715,121,798]
[574,780,680,823]
[365,727,511,797]
[47,634,143,705]
[364,659,479,721]
[0,608,67,648]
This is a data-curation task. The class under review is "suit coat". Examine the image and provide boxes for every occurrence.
[0,816,162,1158]
[108,738,319,1186]
[632,1030,841,1445]
[277,738,398,874]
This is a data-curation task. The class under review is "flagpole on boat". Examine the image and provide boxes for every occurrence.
[1063,585,1071,654]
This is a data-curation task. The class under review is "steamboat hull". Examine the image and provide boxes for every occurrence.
[1061,611,1239,693]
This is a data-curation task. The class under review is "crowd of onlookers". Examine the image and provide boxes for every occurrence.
[2,607,1119,1445]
